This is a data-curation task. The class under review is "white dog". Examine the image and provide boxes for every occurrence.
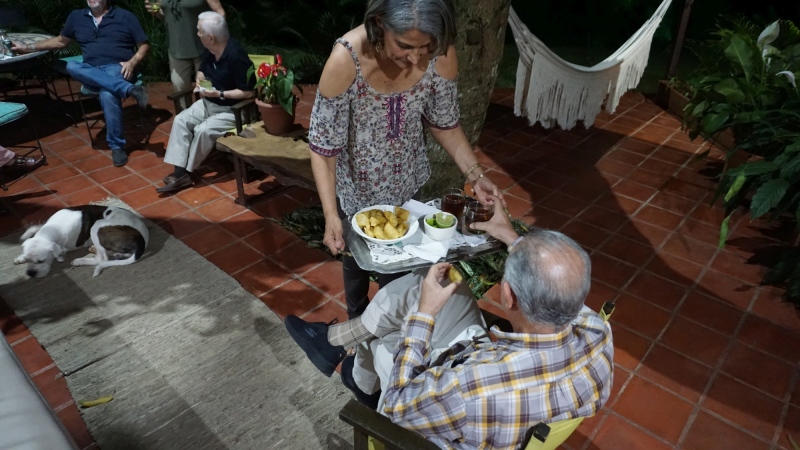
[13,205,148,278]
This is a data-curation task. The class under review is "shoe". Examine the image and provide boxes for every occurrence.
[80,85,100,96]
[284,315,346,377]
[340,355,382,410]
[156,173,192,193]
[1,156,46,178]
[129,85,148,110]
[111,148,128,167]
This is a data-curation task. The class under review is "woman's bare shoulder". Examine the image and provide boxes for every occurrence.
[433,46,459,80]
[318,40,358,98]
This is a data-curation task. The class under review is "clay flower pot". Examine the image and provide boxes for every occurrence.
[255,97,296,136]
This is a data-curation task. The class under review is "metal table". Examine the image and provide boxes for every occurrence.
[1,33,53,95]
[345,215,506,274]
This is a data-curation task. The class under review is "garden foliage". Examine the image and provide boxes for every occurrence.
[684,18,800,304]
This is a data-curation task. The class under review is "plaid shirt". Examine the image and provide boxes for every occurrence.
[383,307,613,450]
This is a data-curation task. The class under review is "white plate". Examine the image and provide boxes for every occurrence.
[351,205,419,245]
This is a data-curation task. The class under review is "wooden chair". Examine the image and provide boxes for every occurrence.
[0,102,47,190]
[51,55,146,148]
[339,302,616,450]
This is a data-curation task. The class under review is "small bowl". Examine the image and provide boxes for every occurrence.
[423,212,457,241]
[351,205,419,245]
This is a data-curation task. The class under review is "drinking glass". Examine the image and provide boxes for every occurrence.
[464,201,493,235]
[198,79,213,90]
[440,188,465,219]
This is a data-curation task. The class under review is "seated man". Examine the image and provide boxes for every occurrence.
[12,0,149,168]
[155,11,255,194]
[285,194,614,449]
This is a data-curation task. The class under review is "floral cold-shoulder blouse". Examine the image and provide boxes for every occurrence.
[308,38,460,216]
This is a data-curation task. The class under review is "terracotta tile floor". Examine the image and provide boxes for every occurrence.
[2,81,800,449]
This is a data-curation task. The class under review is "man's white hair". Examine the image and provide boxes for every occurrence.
[198,11,229,41]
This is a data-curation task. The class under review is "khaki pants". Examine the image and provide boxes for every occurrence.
[353,270,487,405]
[163,99,235,172]
[169,54,202,109]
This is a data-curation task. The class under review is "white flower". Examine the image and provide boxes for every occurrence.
[776,70,796,88]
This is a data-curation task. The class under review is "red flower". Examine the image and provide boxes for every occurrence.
[257,62,271,79]
[276,54,283,65]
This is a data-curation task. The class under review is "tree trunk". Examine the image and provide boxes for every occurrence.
[419,0,512,201]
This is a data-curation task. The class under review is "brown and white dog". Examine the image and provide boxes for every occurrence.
[13,205,149,278]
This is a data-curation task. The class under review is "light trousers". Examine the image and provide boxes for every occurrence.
[163,99,235,172]
[353,271,487,400]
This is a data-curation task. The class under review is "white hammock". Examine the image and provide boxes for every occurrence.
[508,0,673,129]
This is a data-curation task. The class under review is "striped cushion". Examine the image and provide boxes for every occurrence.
[0,102,28,126]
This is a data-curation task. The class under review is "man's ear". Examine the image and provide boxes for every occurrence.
[501,281,518,311]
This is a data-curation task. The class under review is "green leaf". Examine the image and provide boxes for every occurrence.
[713,79,746,103]
[702,112,730,135]
[727,161,779,176]
[718,215,731,249]
[725,35,756,80]
[691,100,709,117]
[786,140,800,153]
[781,154,800,179]
[750,178,790,219]
[724,172,747,202]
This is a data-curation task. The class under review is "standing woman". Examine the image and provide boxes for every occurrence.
[308,0,504,319]
[145,0,225,96]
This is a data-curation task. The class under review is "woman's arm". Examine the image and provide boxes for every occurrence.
[206,0,226,16]
[428,46,504,205]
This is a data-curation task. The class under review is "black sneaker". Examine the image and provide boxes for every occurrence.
[111,148,128,167]
[129,85,148,110]
[284,315,346,377]
[340,354,382,410]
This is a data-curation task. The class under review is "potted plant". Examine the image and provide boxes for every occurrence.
[248,54,303,135]
[683,18,800,305]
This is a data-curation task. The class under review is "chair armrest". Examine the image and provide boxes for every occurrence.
[231,97,256,134]
[338,399,439,450]
[167,88,197,113]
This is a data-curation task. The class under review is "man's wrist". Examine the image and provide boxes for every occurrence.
[28,43,36,52]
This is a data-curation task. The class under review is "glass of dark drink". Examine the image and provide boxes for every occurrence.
[464,201,493,235]
[441,188,466,219]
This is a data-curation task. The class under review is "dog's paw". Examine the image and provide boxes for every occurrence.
[88,245,97,254]
[13,256,27,265]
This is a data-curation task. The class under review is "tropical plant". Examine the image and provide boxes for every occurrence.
[683,18,800,305]
[247,54,302,115]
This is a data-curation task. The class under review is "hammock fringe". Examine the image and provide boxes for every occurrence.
[508,0,673,130]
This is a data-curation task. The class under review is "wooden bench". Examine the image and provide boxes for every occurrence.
[214,122,316,205]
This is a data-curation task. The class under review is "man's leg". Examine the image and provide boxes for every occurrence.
[169,54,201,110]
[158,100,210,193]
[183,101,234,171]
[66,61,133,99]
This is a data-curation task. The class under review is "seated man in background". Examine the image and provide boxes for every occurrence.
[12,0,149,168]
[285,194,614,449]
[155,11,255,194]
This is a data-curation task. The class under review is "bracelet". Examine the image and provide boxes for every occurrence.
[463,162,481,179]
[508,235,525,251]
[468,172,485,185]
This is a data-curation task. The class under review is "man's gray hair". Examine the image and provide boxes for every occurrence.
[504,229,592,327]
[364,0,456,57]
[198,11,229,41]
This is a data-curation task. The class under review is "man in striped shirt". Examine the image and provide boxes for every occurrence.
[285,194,614,449]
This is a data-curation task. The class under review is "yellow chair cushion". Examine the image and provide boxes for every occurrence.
[524,417,584,450]
[249,54,276,67]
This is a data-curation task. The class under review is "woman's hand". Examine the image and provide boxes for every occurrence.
[472,175,505,208]
[469,194,519,246]
[144,0,163,16]
[323,215,346,256]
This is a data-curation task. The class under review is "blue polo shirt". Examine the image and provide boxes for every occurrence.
[60,7,148,67]
[200,39,256,107]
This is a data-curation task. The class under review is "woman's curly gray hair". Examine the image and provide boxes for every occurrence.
[364,0,456,57]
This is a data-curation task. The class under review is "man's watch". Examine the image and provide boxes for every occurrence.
[219,90,225,99]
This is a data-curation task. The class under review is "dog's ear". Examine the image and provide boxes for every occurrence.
[50,243,67,262]
[20,225,42,242]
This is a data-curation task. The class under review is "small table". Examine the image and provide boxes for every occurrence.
[214,122,316,205]
[1,33,54,95]
[344,218,506,274]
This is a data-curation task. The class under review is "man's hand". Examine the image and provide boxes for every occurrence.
[119,60,136,80]
[418,263,461,317]
[469,194,520,246]
[471,174,505,208]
